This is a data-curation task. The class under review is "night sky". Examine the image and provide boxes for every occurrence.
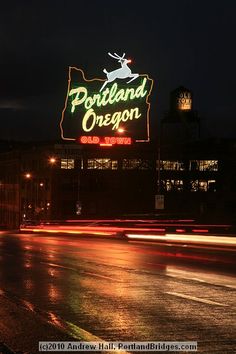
[0,0,235,141]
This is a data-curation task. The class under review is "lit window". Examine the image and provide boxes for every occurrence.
[61,159,75,169]
[174,180,184,191]
[162,179,183,192]
[165,180,173,191]
[190,160,218,171]
[200,160,218,171]
[87,159,118,170]
[123,159,150,170]
[190,179,216,192]
[190,180,199,192]
[199,180,208,192]
[158,160,185,171]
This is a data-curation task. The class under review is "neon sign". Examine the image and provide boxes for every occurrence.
[79,136,132,145]
[177,91,192,111]
[60,53,154,143]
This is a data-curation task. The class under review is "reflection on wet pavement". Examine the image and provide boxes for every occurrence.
[0,233,235,352]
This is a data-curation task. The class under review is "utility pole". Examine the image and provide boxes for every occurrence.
[155,123,164,211]
[157,146,161,193]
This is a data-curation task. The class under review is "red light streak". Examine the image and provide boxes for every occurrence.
[20,227,116,236]
[21,225,167,234]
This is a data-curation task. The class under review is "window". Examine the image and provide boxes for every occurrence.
[199,180,208,192]
[81,159,84,170]
[189,160,218,171]
[61,159,75,169]
[190,179,216,192]
[87,159,118,170]
[162,179,183,192]
[157,160,185,171]
[190,180,200,192]
[122,159,150,170]
[208,180,216,192]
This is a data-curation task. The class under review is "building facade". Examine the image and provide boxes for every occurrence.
[1,87,235,228]
[0,142,157,228]
[1,138,236,228]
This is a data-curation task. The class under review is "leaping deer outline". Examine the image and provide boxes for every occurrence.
[100,52,139,92]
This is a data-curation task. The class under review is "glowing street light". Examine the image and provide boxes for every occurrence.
[49,157,56,165]
[117,127,125,133]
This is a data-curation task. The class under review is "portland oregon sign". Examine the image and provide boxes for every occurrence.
[60,53,154,145]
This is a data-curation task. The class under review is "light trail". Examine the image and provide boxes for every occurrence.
[125,233,236,247]
[20,221,236,248]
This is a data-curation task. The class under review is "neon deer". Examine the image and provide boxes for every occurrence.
[100,52,139,92]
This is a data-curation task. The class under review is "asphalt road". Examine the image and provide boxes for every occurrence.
[0,232,235,354]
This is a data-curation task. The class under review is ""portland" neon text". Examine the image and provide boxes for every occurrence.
[68,79,148,132]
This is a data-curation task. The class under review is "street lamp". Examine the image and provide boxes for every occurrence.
[48,157,57,220]
[22,172,33,222]
[49,157,56,165]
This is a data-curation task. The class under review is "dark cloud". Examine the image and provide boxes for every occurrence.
[0,99,26,110]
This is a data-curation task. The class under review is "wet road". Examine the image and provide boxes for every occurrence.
[0,231,235,353]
